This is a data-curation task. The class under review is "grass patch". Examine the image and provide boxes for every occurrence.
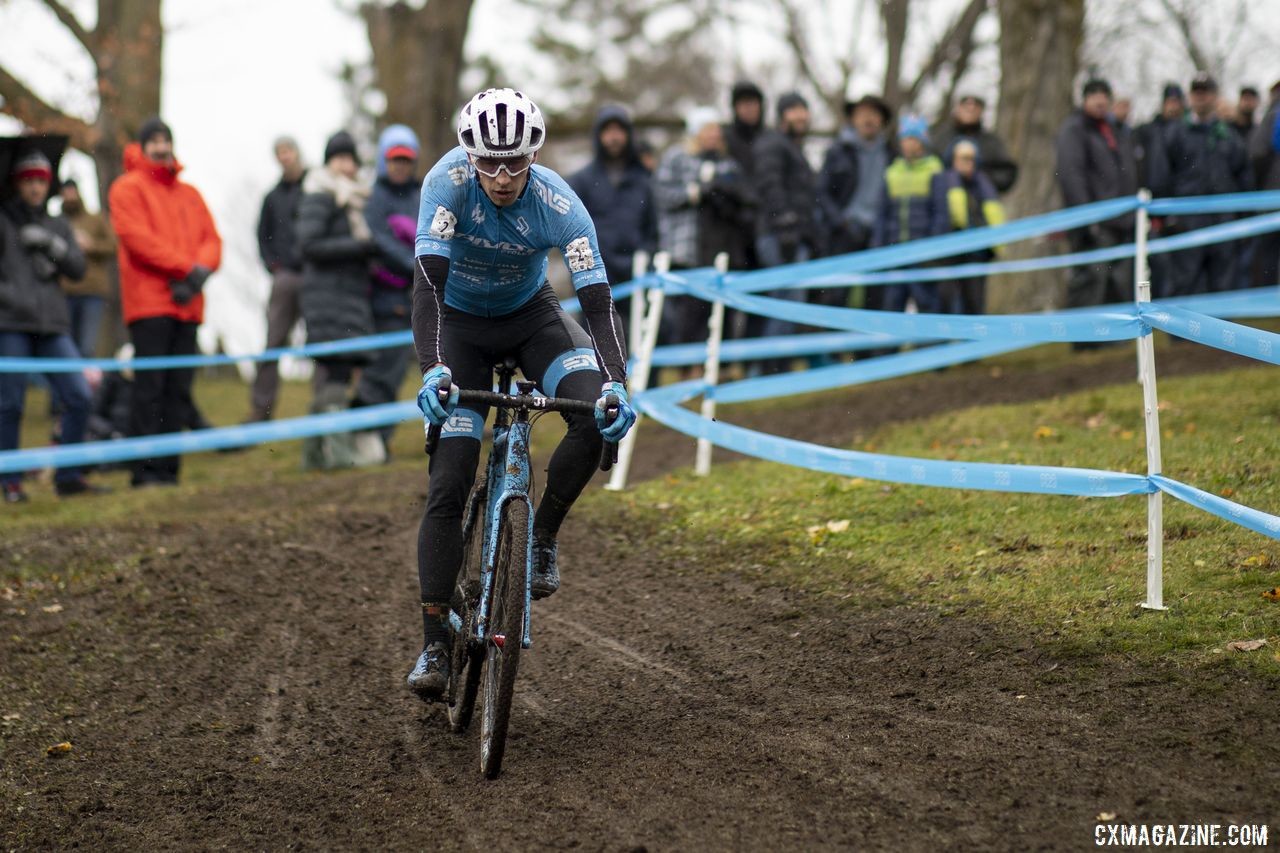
[595,363,1280,672]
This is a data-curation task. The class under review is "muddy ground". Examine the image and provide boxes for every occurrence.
[3,343,1277,851]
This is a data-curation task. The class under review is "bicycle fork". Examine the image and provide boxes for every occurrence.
[477,418,535,650]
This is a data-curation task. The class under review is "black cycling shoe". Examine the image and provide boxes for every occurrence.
[406,642,450,699]
[3,483,29,504]
[54,477,111,498]
[530,535,560,600]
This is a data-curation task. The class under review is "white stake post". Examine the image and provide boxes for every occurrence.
[629,251,650,361]
[606,252,669,491]
[1134,189,1166,611]
[695,253,730,476]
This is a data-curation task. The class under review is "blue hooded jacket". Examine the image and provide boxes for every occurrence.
[365,124,421,287]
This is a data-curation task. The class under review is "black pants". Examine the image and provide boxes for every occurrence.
[128,316,198,485]
[418,286,605,605]
[1066,228,1131,308]
[1167,215,1236,297]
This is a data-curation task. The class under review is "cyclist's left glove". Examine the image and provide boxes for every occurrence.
[417,364,460,427]
[594,381,636,442]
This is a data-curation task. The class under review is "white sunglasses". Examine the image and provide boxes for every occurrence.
[471,154,534,178]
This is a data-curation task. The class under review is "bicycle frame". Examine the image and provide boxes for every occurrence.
[476,407,535,650]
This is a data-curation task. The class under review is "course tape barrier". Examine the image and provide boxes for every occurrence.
[650,330,920,367]
[637,379,1153,498]
[1139,305,1280,365]
[0,401,420,475]
[1151,475,1280,540]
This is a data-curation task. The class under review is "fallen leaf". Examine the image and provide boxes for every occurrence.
[1120,429,1135,440]
[45,742,72,756]
[2,713,19,722]
[41,603,63,614]
[1193,559,1206,567]
[1183,422,1197,434]
[1034,425,1056,439]
[1262,588,1279,601]
[1226,639,1267,653]
[1242,554,1271,567]
[1084,413,1106,429]
[1097,811,1117,822]
[1234,435,1245,444]
[826,519,851,533]
[1220,487,1235,498]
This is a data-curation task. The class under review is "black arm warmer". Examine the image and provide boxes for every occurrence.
[412,254,451,375]
[577,283,628,385]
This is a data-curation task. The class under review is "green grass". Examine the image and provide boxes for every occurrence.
[593,363,1280,672]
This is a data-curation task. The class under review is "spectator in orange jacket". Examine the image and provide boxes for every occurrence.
[108,117,221,487]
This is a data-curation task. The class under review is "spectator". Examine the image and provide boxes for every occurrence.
[1112,98,1132,128]
[566,105,656,292]
[654,107,753,348]
[723,81,767,181]
[295,130,375,470]
[819,94,894,319]
[1161,73,1253,296]
[109,117,221,488]
[929,138,1005,314]
[930,94,1018,193]
[57,178,115,359]
[634,138,658,174]
[1232,86,1260,139]
[351,124,421,454]
[753,91,820,369]
[0,148,104,503]
[873,115,943,314]
[1055,78,1138,324]
[1136,83,1185,194]
[247,135,307,423]
[1248,80,1280,286]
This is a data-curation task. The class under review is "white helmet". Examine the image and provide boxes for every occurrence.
[456,88,546,158]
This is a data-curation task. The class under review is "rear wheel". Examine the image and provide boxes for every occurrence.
[448,482,486,733]
[479,500,529,779]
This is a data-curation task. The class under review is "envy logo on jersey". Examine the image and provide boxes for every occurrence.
[564,236,595,273]
[471,203,485,225]
[533,179,572,215]
[442,412,478,436]
[515,215,531,236]
[429,205,458,240]
[560,352,596,372]
[457,233,539,255]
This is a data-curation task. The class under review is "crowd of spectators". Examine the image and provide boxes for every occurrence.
[4,68,1280,500]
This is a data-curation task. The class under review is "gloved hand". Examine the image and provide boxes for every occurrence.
[185,265,212,287]
[417,364,459,427]
[594,381,636,442]
[169,265,212,305]
[19,224,69,261]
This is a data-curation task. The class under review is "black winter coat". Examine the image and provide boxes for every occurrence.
[1249,101,1280,191]
[1055,110,1139,231]
[1135,115,1175,195]
[295,182,375,358]
[567,106,657,286]
[257,172,306,272]
[1163,116,1253,198]
[817,131,895,254]
[723,118,766,178]
[752,130,818,248]
[0,200,86,336]
[930,121,1019,192]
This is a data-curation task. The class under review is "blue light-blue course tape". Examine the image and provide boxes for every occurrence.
[1140,305,1280,365]
[649,331,920,367]
[673,274,1148,342]
[638,381,1153,498]
[1151,475,1280,540]
[1147,191,1280,216]
[559,276,649,314]
[0,401,419,474]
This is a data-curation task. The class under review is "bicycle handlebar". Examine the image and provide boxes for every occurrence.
[424,380,620,471]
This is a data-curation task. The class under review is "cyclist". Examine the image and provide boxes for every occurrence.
[407,88,637,697]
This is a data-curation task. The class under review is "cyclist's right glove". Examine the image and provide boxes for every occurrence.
[594,381,636,442]
[417,364,460,427]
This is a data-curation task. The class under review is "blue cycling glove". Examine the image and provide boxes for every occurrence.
[594,381,636,442]
[417,364,460,427]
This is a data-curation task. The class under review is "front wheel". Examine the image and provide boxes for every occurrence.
[479,500,529,779]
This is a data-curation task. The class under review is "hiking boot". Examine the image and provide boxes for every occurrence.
[54,477,111,498]
[531,535,560,600]
[406,642,450,699]
[3,483,28,504]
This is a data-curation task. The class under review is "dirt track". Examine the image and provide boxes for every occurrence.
[3,344,1277,851]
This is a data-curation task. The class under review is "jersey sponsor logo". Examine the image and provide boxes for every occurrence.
[560,352,597,372]
[456,233,538,255]
[471,203,485,225]
[564,236,595,272]
[429,205,457,240]
[442,413,476,435]
[448,165,469,186]
[515,215,531,236]
[532,179,572,215]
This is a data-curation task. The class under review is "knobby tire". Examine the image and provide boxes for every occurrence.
[447,481,487,733]
[479,500,528,779]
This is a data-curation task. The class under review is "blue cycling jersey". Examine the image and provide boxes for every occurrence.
[415,146,609,317]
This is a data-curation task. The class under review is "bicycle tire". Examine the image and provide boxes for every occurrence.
[448,482,487,733]
[479,499,528,779]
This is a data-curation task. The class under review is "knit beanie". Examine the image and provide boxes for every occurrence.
[138,116,173,145]
[324,131,360,166]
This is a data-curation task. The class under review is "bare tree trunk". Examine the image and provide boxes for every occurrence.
[361,0,476,162]
[880,0,909,110]
[0,0,164,352]
[990,0,1084,313]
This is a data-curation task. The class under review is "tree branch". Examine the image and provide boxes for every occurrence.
[880,0,909,108]
[0,64,97,149]
[38,0,98,60]
[904,0,988,107]
[774,0,833,106]
[1156,0,1210,72]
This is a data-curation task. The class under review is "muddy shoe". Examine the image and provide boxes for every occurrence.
[406,642,450,699]
[3,483,28,504]
[531,535,560,600]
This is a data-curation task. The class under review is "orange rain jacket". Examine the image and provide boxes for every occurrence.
[108,143,222,325]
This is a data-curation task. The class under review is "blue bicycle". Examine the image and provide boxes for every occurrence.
[425,357,617,778]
